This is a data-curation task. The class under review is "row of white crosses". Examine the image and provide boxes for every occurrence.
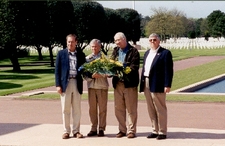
[27,37,225,54]
[137,37,225,50]
[27,46,62,54]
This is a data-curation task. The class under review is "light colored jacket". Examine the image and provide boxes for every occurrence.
[85,52,109,89]
[86,77,109,89]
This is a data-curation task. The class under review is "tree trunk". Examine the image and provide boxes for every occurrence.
[8,45,21,71]
[48,45,54,67]
[36,45,43,60]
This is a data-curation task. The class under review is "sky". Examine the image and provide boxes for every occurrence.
[96,1,225,19]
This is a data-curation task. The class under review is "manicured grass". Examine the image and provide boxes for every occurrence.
[166,94,225,102]
[171,58,225,90]
[0,55,54,65]
[18,92,225,103]
[0,66,55,95]
[139,47,225,61]
[169,47,225,61]
[1,48,225,102]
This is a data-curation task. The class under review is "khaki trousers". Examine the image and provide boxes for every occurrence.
[88,88,108,131]
[60,79,81,134]
[114,82,138,134]
[144,78,167,135]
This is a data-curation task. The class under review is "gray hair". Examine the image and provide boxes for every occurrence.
[90,39,101,46]
[114,32,127,40]
[149,33,160,40]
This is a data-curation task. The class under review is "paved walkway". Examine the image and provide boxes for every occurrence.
[1,56,225,146]
[1,98,225,146]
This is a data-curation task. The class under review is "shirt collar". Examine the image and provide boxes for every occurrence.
[68,49,77,54]
[86,51,101,63]
[150,46,160,53]
[92,51,101,58]
[119,45,129,53]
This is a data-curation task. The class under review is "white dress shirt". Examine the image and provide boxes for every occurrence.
[143,47,159,77]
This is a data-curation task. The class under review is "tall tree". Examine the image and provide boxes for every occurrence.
[101,8,123,54]
[145,7,186,41]
[0,1,48,70]
[46,0,75,67]
[212,14,225,37]
[200,18,209,36]
[116,8,141,45]
[195,18,203,37]
[24,1,49,61]
[145,7,170,41]
[140,15,150,37]
[207,10,224,37]
[73,1,106,50]
[186,18,196,38]
[0,0,14,59]
[0,1,26,71]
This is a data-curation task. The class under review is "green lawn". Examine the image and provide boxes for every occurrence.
[0,66,55,95]
[19,92,225,103]
[172,58,225,90]
[1,48,225,102]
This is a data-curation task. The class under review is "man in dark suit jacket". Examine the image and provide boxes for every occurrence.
[139,33,173,140]
[55,34,86,139]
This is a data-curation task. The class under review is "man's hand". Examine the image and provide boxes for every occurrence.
[56,86,62,94]
[164,87,171,93]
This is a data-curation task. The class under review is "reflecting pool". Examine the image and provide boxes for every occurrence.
[194,79,225,93]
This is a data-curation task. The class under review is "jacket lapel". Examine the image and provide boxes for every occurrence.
[150,47,163,70]
[64,49,69,70]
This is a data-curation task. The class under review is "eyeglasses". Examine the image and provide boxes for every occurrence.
[149,39,157,42]
[114,39,121,43]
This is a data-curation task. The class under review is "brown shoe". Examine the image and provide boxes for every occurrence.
[116,131,126,138]
[127,132,136,138]
[74,132,84,138]
[62,133,70,139]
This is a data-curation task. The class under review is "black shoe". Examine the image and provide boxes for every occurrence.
[147,133,158,138]
[116,131,126,138]
[157,134,167,140]
[87,131,97,137]
[98,130,105,137]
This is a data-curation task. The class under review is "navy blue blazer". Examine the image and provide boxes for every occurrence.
[55,48,86,94]
[139,47,173,93]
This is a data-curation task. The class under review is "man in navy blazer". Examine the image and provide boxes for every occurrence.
[139,33,173,140]
[55,34,86,139]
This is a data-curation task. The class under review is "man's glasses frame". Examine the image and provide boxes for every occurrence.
[149,39,157,42]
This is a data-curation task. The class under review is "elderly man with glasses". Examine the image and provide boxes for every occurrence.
[139,33,174,140]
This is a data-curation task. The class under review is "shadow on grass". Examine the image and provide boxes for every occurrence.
[0,74,39,80]
[2,68,55,74]
[0,82,22,89]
